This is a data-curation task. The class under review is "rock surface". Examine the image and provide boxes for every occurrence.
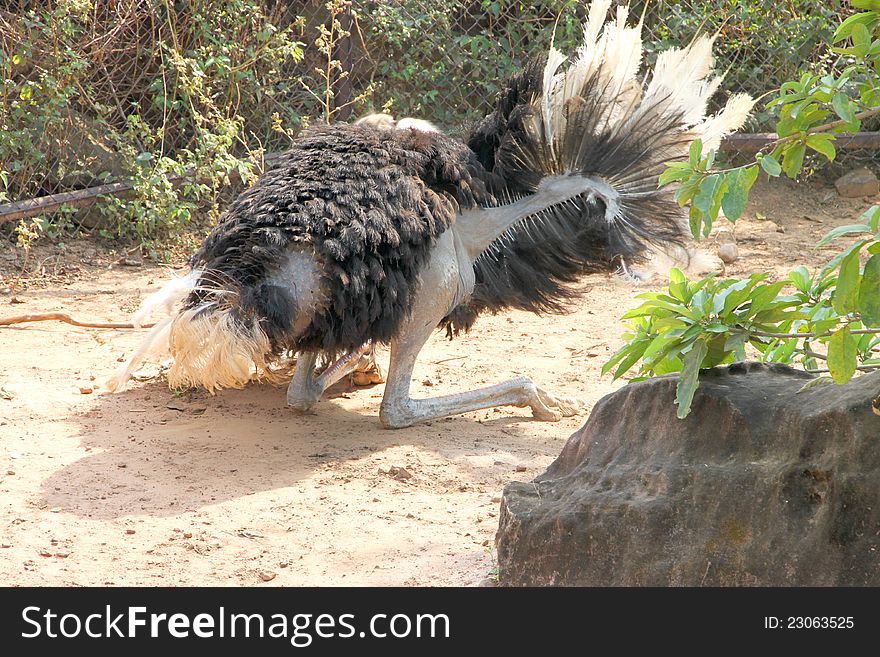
[496,362,880,586]
[718,242,739,264]
[835,167,879,198]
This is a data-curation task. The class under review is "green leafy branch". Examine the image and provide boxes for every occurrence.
[604,209,880,418]
[664,1,880,241]
[605,3,880,417]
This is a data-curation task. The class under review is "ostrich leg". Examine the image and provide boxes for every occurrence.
[377,235,583,429]
[287,344,372,412]
[379,328,582,429]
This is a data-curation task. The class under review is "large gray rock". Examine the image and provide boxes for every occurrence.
[496,362,880,586]
[835,167,879,198]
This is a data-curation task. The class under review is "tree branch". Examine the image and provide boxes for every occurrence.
[768,106,880,150]
[0,313,154,329]
[806,364,880,374]
[745,327,880,340]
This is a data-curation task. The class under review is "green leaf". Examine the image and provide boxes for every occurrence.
[704,334,732,367]
[858,254,880,327]
[652,355,683,376]
[720,165,759,221]
[668,268,689,303]
[805,134,836,161]
[602,343,632,376]
[753,308,807,324]
[724,334,747,362]
[603,329,656,379]
[827,327,858,384]
[816,223,871,247]
[703,322,729,333]
[688,204,703,239]
[619,306,653,320]
[852,23,872,56]
[856,331,877,353]
[819,239,869,280]
[781,143,806,179]
[679,323,708,343]
[612,343,650,380]
[748,281,788,316]
[775,115,798,138]
[760,154,782,177]
[778,338,799,362]
[675,339,708,419]
[710,279,752,316]
[810,317,843,336]
[778,80,804,95]
[788,266,812,293]
[789,98,814,121]
[799,107,832,128]
[832,249,862,315]
[722,279,760,317]
[635,299,703,322]
[689,139,702,167]
[642,333,677,361]
[652,317,688,331]
[658,162,693,186]
[702,150,716,171]
[820,238,868,282]
[763,337,799,363]
[833,11,876,44]
[675,173,703,208]
[864,205,880,232]
[851,0,880,11]
[832,92,857,126]
[693,174,726,220]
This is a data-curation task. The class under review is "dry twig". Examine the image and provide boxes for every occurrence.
[0,313,154,329]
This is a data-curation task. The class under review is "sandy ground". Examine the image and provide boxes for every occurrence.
[0,176,876,586]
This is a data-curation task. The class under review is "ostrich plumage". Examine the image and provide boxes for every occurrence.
[187,125,488,355]
[108,2,754,428]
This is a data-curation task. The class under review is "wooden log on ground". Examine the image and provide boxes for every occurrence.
[0,152,285,225]
[720,131,880,152]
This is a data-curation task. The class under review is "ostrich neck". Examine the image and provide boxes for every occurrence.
[453,174,620,262]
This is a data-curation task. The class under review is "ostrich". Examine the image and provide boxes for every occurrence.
[108,2,753,428]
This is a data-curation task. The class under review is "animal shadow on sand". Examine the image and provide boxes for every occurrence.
[43,375,561,520]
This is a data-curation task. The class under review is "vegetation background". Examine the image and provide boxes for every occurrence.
[0,0,848,251]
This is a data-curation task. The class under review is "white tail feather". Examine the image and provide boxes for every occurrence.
[645,36,720,124]
[583,0,612,49]
[534,3,752,169]
[605,5,643,99]
[106,269,200,392]
[164,304,276,392]
[105,316,174,392]
[131,270,200,327]
[107,268,286,393]
[542,46,569,162]
[696,92,756,151]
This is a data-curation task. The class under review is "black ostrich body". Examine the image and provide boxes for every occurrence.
[188,125,493,355]
[109,3,753,428]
